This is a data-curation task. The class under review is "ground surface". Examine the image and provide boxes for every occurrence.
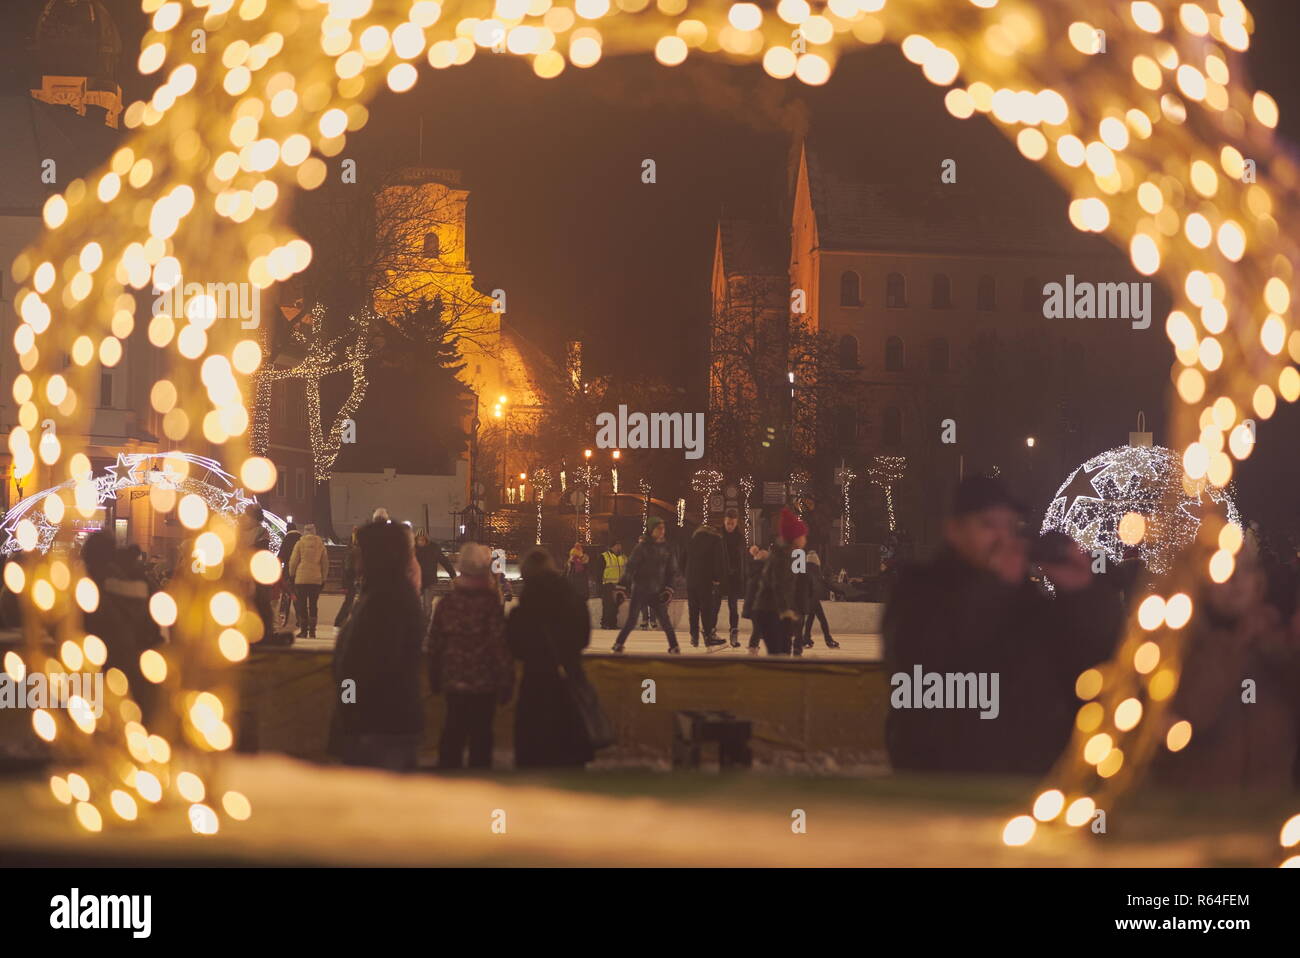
[1,755,1289,866]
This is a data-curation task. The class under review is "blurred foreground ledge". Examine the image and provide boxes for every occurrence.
[0,755,1288,866]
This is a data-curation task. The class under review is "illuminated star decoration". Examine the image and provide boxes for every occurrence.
[1040,445,1240,575]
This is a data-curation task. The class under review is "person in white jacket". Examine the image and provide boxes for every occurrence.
[289,523,330,637]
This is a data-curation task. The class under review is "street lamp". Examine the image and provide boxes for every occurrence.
[1026,436,1036,448]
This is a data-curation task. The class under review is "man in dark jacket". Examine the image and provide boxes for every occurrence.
[612,517,680,653]
[883,476,1122,776]
[685,522,728,649]
[719,508,747,647]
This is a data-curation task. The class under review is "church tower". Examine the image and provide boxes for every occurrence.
[28,0,124,128]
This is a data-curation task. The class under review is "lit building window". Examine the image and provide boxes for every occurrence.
[423,232,440,257]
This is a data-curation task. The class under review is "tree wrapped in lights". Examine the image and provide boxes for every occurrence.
[787,469,810,515]
[573,463,598,543]
[676,498,686,527]
[530,467,551,546]
[739,475,754,544]
[690,468,724,523]
[9,0,1298,862]
[833,462,857,546]
[866,457,906,534]
[639,477,651,534]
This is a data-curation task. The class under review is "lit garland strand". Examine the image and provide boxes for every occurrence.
[530,467,551,546]
[690,468,724,523]
[676,498,686,527]
[639,478,651,534]
[6,0,1297,862]
[573,463,598,543]
[866,456,905,534]
[834,462,857,546]
[739,475,754,544]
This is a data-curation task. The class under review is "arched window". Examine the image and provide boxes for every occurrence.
[885,335,904,371]
[837,334,860,369]
[883,406,903,447]
[834,405,857,443]
[840,270,862,307]
[1022,276,1041,311]
[977,274,996,310]
[423,232,440,257]
[885,272,907,308]
[928,338,950,372]
[931,273,952,309]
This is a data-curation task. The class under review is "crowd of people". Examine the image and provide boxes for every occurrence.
[325,508,595,772]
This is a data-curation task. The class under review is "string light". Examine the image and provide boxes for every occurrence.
[833,461,857,545]
[639,477,651,533]
[690,469,724,523]
[1040,445,1240,575]
[531,467,551,545]
[6,0,1294,861]
[739,475,754,544]
[866,456,905,533]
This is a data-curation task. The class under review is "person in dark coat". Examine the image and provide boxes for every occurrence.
[882,476,1122,775]
[612,517,680,653]
[719,509,747,647]
[334,527,361,627]
[428,543,514,770]
[754,508,811,656]
[506,548,595,768]
[240,505,277,643]
[741,544,769,653]
[801,550,842,649]
[330,521,425,771]
[685,522,728,649]
[276,522,301,628]
[81,531,164,722]
[1155,547,1300,791]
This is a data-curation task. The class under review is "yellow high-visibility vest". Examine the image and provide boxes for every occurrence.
[601,551,627,584]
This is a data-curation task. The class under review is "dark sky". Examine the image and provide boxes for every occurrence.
[12,0,1300,536]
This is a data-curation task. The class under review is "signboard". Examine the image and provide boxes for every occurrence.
[761,481,785,506]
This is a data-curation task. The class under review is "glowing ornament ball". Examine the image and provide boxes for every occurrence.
[6,0,1297,860]
[1040,445,1241,575]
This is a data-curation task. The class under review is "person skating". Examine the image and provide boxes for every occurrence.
[612,517,680,653]
[685,520,728,649]
[741,543,769,654]
[720,508,747,647]
[802,550,842,649]
[883,476,1122,775]
[753,509,811,656]
[288,522,329,638]
[597,540,627,629]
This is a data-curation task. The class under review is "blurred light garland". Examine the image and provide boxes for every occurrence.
[3,0,1296,864]
[531,466,551,545]
[739,474,754,544]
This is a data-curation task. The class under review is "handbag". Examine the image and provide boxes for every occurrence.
[541,621,615,751]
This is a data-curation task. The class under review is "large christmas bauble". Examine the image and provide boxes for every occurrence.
[1039,444,1241,574]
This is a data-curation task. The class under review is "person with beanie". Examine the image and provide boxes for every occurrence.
[427,542,515,769]
[753,508,811,655]
[685,520,728,649]
[612,516,680,653]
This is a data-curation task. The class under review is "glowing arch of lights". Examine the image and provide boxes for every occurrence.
[1040,444,1241,575]
[7,1,1299,860]
[0,451,287,557]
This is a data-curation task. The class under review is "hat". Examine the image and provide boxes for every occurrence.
[646,517,663,534]
[779,507,808,542]
[951,476,1024,517]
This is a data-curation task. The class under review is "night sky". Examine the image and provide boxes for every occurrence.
[12,0,1300,537]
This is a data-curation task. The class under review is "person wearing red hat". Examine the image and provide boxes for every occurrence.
[752,507,812,656]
